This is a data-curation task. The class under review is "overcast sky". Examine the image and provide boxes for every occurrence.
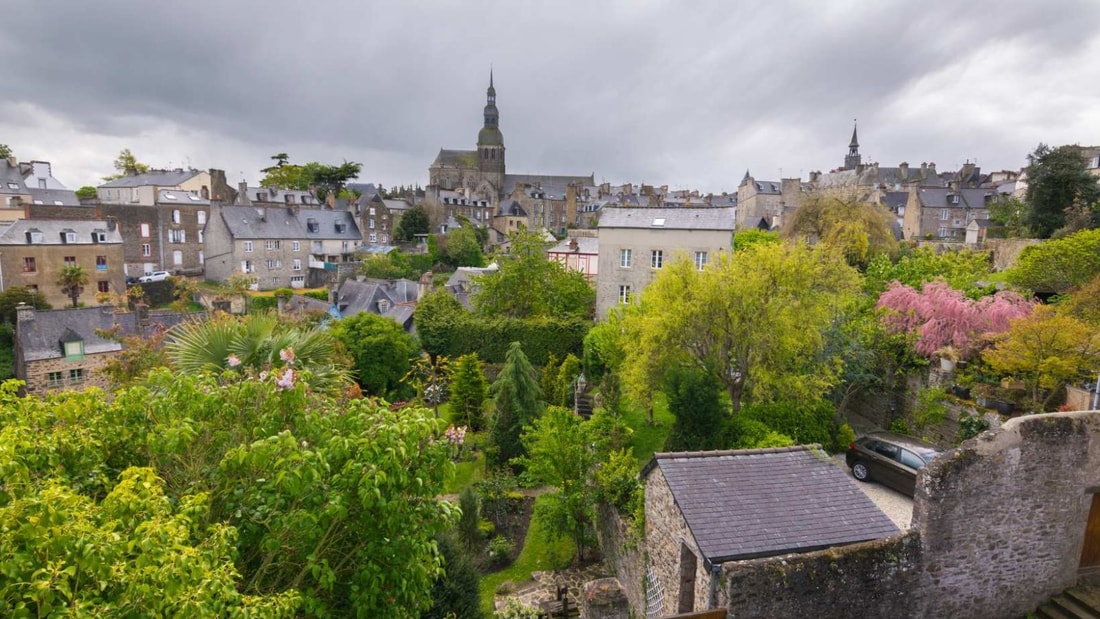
[2,0,1098,193]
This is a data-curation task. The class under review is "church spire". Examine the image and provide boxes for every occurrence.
[849,121,859,149]
[845,119,861,169]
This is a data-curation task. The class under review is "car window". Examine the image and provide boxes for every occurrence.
[899,449,924,469]
[868,440,899,460]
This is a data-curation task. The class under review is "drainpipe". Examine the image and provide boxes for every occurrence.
[708,561,722,609]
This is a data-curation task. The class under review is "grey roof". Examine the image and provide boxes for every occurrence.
[752,180,781,194]
[18,306,189,362]
[335,278,419,328]
[499,200,528,218]
[244,186,321,206]
[345,183,380,199]
[646,446,900,564]
[598,206,735,231]
[444,265,497,310]
[283,293,333,315]
[431,149,478,168]
[382,198,413,213]
[547,236,598,255]
[0,219,123,245]
[99,169,201,188]
[218,206,361,241]
[158,189,209,205]
[28,188,80,205]
[915,187,995,209]
[880,191,909,212]
[503,174,594,199]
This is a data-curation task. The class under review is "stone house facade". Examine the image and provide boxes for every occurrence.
[0,218,125,307]
[204,203,361,291]
[901,185,995,240]
[595,207,735,318]
[97,169,212,206]
[0,158,81,221]
[736,172,804,229]
[14,304,187,395]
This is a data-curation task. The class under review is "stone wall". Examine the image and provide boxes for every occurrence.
[594,503,646,616]
[984,237,1042,271]
[645,465,713,616]
[913,412,1097,617]
[722,532,922,617]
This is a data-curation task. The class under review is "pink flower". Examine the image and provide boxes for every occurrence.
[276,368,295,390]
[226,354,242,367]
[444,425,467,445]
[279,347,296,364]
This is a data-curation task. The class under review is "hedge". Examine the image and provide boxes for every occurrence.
[418,313,588,366]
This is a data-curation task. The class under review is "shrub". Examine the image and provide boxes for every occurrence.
[595,448,641,514]
[834,423,857,453]
[720,416,795,449]
[890,418,910,435]
[958,413,991,442]
[488,535,514,563]
[740,399,837,447]
[303,290,329,301]
[457,487,481,549]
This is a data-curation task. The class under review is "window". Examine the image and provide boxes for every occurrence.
[369,219,375,229]
[335,222,347,233]
[242,260,254,273]
[618,285,632,304]
[63,341,84,361]
[64,232,77,243]
[265,240,280,250]
[198,250,204,264]
[381,234,388,243]
[369,207,376,215]
[272,277,279,286]
[899,449,925,470]
[307,219,319,232]
[141,244,151,257]
[140,223,150,238]
[97,281,109,293]
[172,250,182,266]
[22,257,36,273]
[940,209,949,220]
[198,230,204,243]
[266,259,279,269]
[64,256,77,267]
[369,233,377,243]
[169,229,185,243]
[868,440,899,459]
[244,241,253,252]
[172,209,181,224]
[28,231,43,243]
[96,255,107,271]
[47,372,64,388]
[694,251,708,271]
[197,211,206,225]
[651,249,664,269]
[292,259,302,271]
[620,248,632,268]
[950,194,960,204]
[292,241,300,252]
[38,178,46,189]
[291,275,305,284]
[69,369,84,384]
[937,227,948,237]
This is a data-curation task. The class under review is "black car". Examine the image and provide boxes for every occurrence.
[845,431,942,496]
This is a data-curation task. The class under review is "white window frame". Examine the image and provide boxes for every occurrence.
[244,241,253,253]
[140,222,150,238]
[694,251,708,271]
[292,259,302,271]
[292,241,300,252]
[620,248,632,268]
[651,249,664,269]
[618,284,632,304]
[141,243,151,257]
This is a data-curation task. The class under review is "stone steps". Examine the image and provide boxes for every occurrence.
[1036,584,1100,619]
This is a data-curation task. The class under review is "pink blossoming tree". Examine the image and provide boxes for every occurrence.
[877,280,1033,359]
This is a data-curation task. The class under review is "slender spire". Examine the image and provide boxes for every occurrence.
[849,119,859,148]
[844,119,862,169]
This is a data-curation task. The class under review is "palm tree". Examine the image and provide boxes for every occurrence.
[165,312,351,393]
[57,265,88,308]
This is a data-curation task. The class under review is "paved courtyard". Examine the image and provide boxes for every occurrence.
[830,453,914,529]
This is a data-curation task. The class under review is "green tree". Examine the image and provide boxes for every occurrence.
[329,312,419,399]
[0,144,11,159]
[1024,143,1100,238]
[75,185,97,201]
[166,311,351,393]
[396,203,431,241]
[864,246,993,298]
[259,154,361,201]
[620,242,861,412]
[359,251,412,279]
[513,406,598,561]
[782,194,898,268]
[733,228,779,252]
[424,532,484,619]
[440,225,485,268]
[473,230,594,319]
[1006,228,1100,294]
[983,304,1100,411]
[988,195,1029,237]
[57,265,88,308]
[404,352,450,415]
[664,365,725,451]
[104,148,149,180]
[449,353,489,429]
[488,342,543,469]
[0,286,50,323]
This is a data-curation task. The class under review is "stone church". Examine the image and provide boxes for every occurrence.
[426,73,594,240]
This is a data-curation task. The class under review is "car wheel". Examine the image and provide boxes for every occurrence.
[852,461,871,482]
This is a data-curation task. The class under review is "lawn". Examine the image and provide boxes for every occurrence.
[621,391,674,466]
[444,450,485,494]
[478,494,575,615]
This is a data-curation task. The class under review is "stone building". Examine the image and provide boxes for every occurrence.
[736,172,805,229]
[204,203,361,291]
[97,169,212,206]
[425,73,594,239]
[901,185,995,240]
[0,218,125,307]
[595,206,734,318]
[13,304,187,395]
[639,447,899,616]
[0,157,81,223]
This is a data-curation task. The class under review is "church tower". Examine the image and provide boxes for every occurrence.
[844,121,861,170]
[477,70,506,192]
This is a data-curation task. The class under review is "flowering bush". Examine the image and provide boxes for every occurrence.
[877,280,1033,359]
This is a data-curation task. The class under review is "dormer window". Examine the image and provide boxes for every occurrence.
[950,194,960,204]
[307,219,319,233]
[335,222,346,233]
[26,229,43,244]
[61,332,84,362]
[92,230,107,243]
[60,230,76,243]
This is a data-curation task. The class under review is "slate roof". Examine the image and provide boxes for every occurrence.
[646,446,900,564]
[18,306,190,362]
[915,187,995,209]
[335,278,419,329]
[503,174,594,199]
[598,207,735,231]
[880,191,909,213]
[158,189,209,205]
[218,206,361,241]
[547,236,599,255]
[99,169,201,188]
[0,219,123,245]
[432,149,478,168]
[244,186,320,206]
[26,188,81,205]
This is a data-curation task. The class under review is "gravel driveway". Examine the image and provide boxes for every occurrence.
[830,454,914,530]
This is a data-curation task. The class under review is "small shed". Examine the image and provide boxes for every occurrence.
[641,446,900,615]
[965,219,993,246]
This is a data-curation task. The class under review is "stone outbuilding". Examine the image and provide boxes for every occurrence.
[640,446,899,616]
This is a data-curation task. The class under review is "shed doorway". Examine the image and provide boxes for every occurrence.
[1080,493,1100,571]
[677,542,697,613]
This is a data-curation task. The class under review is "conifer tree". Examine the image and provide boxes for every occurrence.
[487,342,542,469]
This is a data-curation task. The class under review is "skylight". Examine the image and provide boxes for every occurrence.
[652,218,666,226]
[164,193,178,200]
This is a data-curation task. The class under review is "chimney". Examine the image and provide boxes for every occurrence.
[418,270,433,301]
[105,216,117,231]
[569,237,579,252]
[899,162,909,179]
[325,191,335,209]
[237,181,251,205]
[15,302,34,324]
[927,162,937,177]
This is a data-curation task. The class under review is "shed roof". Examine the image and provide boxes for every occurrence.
[17,306,189,362]
[645,446,899,564]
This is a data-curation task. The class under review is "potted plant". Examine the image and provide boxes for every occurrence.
[936,346,960,372]
[951,368,975,400]
[973,383,995,408]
